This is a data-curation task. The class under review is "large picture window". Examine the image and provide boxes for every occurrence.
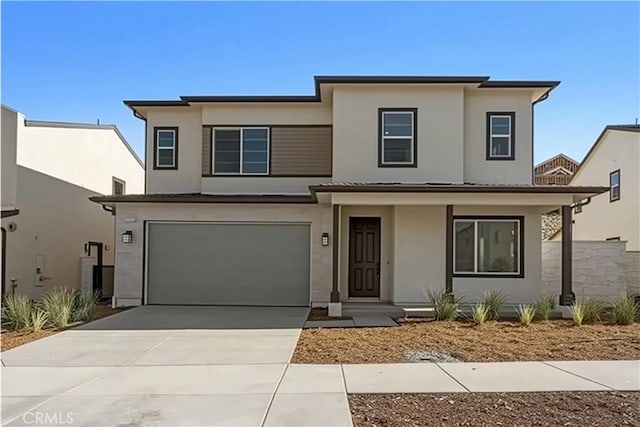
[486,112,515,160]
[454,216,523,277]
[378,108,417,167]
[213,128,269,174]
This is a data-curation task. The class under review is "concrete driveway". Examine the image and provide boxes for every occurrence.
[0,306,353,427]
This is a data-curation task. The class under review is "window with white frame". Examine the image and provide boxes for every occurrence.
[213,128,269,174]
[610,169,620,202]
[154,128,178,169]
[454,217,522,276]
[379,109,416,166]
[487,112,515,160]
[112,177,126,195]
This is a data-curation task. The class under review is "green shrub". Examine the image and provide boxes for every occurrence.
[72,291,99,322]
[41,288,77,329]
[482,290,506,320]
[533,295,555,321]
[570,302,585,326]
[2,294,33,330]
[516,304,536,326]
[29,309,49,331]
[582,298,607,323]
[472,303,489,326]
[610,296,638,325]
[425,289,460,321]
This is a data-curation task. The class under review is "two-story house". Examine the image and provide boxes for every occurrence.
[1,105,145,300]
[550,125,640,298]
[92,76,607,315]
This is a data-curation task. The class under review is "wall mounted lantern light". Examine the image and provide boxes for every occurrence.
[122,230,133,244]
[321,232,330,247]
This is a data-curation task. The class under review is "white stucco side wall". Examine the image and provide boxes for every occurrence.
[571,130,640,250]
[17,122,144,195]
[1,107,20,211]
[112,203,332,307]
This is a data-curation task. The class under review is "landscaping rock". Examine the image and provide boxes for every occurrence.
[404,349,461,363]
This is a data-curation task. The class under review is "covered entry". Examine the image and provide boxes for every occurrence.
[146,222,310,306]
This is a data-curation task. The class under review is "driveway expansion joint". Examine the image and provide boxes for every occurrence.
[541,361,617,391]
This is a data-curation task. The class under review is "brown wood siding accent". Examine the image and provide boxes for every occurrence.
[202,127,212,175]
[270,126,332,176]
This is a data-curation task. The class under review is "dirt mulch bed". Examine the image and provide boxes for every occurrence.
[292,320,640,363]
[307,307,352,321]
[349,392,640,427]
[1,305,129,352]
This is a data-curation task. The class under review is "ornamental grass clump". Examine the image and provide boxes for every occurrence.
[482,290,506,320]
[472,303,489,326]
[570,302,586,326]
[425,289,460,321]
[72,290,99,322]
[2,294,33,330]
[582,298,607,323]
[516,304,536,326]
[533,295,555,321]
[610,296,638,325]
[29,309,49,332]
[41,287,77,329]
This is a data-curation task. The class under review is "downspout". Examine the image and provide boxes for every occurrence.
[102,204,115,216]
[532,91,550,184]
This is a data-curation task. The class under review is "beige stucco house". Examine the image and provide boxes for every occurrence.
[0,105,144,300]
[91,76,608,314]
[550,125,640,296]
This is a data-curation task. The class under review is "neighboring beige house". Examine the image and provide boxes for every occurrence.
[91,76,608,314]
[550,125,640,296]
[0,105,144,300]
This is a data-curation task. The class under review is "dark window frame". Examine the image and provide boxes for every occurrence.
[112,176,126,195]
[378,108,418,168]
[452,215,525,278]
[486,112,516,161]
[211,126,271,176]
[574,204,582,214]
[153,127,179,170]
[609,169,620,202]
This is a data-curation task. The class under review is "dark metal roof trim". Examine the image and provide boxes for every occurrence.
[479,81,561,88]
[309,183,609,195]
[89,193,317,205]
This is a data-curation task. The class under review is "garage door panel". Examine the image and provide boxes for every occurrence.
[147,223,310,306]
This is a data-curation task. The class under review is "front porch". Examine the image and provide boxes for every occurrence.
[311,184,609,317]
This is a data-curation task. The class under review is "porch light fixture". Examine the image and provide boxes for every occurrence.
[321,232,330,247]
[122,230,133,244]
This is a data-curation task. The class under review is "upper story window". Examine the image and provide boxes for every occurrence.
[112,177,126,195]
[610,169,620,202]
[213,128,269,175]
[154,127,178,169]
[486,112,515,160]
[378,108,417,167]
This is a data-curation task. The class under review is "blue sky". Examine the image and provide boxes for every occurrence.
[2,1,638,163]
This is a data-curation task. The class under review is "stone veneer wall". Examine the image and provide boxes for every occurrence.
[626,251,640,297]
[541,241,627,302]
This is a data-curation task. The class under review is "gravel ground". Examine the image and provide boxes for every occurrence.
[292,320,640,363]
[349,392,640,427]
[1,305,128,351]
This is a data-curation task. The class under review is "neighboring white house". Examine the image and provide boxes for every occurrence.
[0,105,144,300]
[551,125,640,296]
[91,75,609,314]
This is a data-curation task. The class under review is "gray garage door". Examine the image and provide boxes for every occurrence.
[147,223,310,306]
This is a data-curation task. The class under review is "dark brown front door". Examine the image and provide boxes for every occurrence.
[348,217,381,298]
